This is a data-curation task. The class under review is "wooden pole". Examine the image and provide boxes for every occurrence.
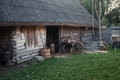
[99,1,102,42]
[92,0,95,40]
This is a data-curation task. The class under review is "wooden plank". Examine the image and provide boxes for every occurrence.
[38,43,44,46]
[35,26,46,48]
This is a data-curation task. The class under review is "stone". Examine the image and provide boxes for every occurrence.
[32,56,44,62]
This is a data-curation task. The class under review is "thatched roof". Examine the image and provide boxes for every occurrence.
[0,0,98,27]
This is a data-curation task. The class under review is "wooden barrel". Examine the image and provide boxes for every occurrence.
[40,48,51,58]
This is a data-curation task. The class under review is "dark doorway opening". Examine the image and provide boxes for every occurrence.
[46,26,59,53]
[0,27,13,65]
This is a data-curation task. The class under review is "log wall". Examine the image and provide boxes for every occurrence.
[60,26,98,51]
[0,27,16,65]
[82,28,92,41]
[13,26,46,63]
[0,26,94,64]
[61,26,81,41]
[61,27,92,42]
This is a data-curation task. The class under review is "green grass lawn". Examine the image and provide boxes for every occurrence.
[1,48,120,80]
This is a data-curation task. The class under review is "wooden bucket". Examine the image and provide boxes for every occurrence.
[40,48,51,58]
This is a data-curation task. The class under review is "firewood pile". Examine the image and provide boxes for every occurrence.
[61,37,84,53]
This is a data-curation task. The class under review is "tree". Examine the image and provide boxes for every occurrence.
[106,6,120,26]
[79,0,111,26]
[79,0,120,26]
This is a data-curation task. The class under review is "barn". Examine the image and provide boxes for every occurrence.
[0,0,98,65]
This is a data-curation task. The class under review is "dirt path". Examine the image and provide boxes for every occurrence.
[0,62,30,79]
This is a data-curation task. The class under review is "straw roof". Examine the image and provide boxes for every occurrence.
[0,0,98,27]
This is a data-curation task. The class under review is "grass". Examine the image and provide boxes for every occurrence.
[1,48,120,80]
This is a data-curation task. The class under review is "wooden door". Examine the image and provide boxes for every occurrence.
[24,27,35,49]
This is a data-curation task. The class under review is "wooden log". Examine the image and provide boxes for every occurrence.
[16,47,41,54]
[15,52,39,58]
[16,53,39,64]
[15,51,32,57]
[16,43,25,47]
[16,57,32,64]
[31,53,39,56]
[16,40,25,44]
[16,46,25,50]
[15,49,25,53]
[20,54,31,59]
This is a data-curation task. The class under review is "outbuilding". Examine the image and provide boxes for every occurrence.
[0,0,98,65]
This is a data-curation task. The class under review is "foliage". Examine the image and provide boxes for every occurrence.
[106,6,120,26]
[79,0,111,18]
[79,0,120,26]
[1,48,120,80]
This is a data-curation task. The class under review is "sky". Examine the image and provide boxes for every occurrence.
[108,0,120,11]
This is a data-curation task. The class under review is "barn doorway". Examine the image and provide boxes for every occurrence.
[0,27,14,65]
[46,26,59,53]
